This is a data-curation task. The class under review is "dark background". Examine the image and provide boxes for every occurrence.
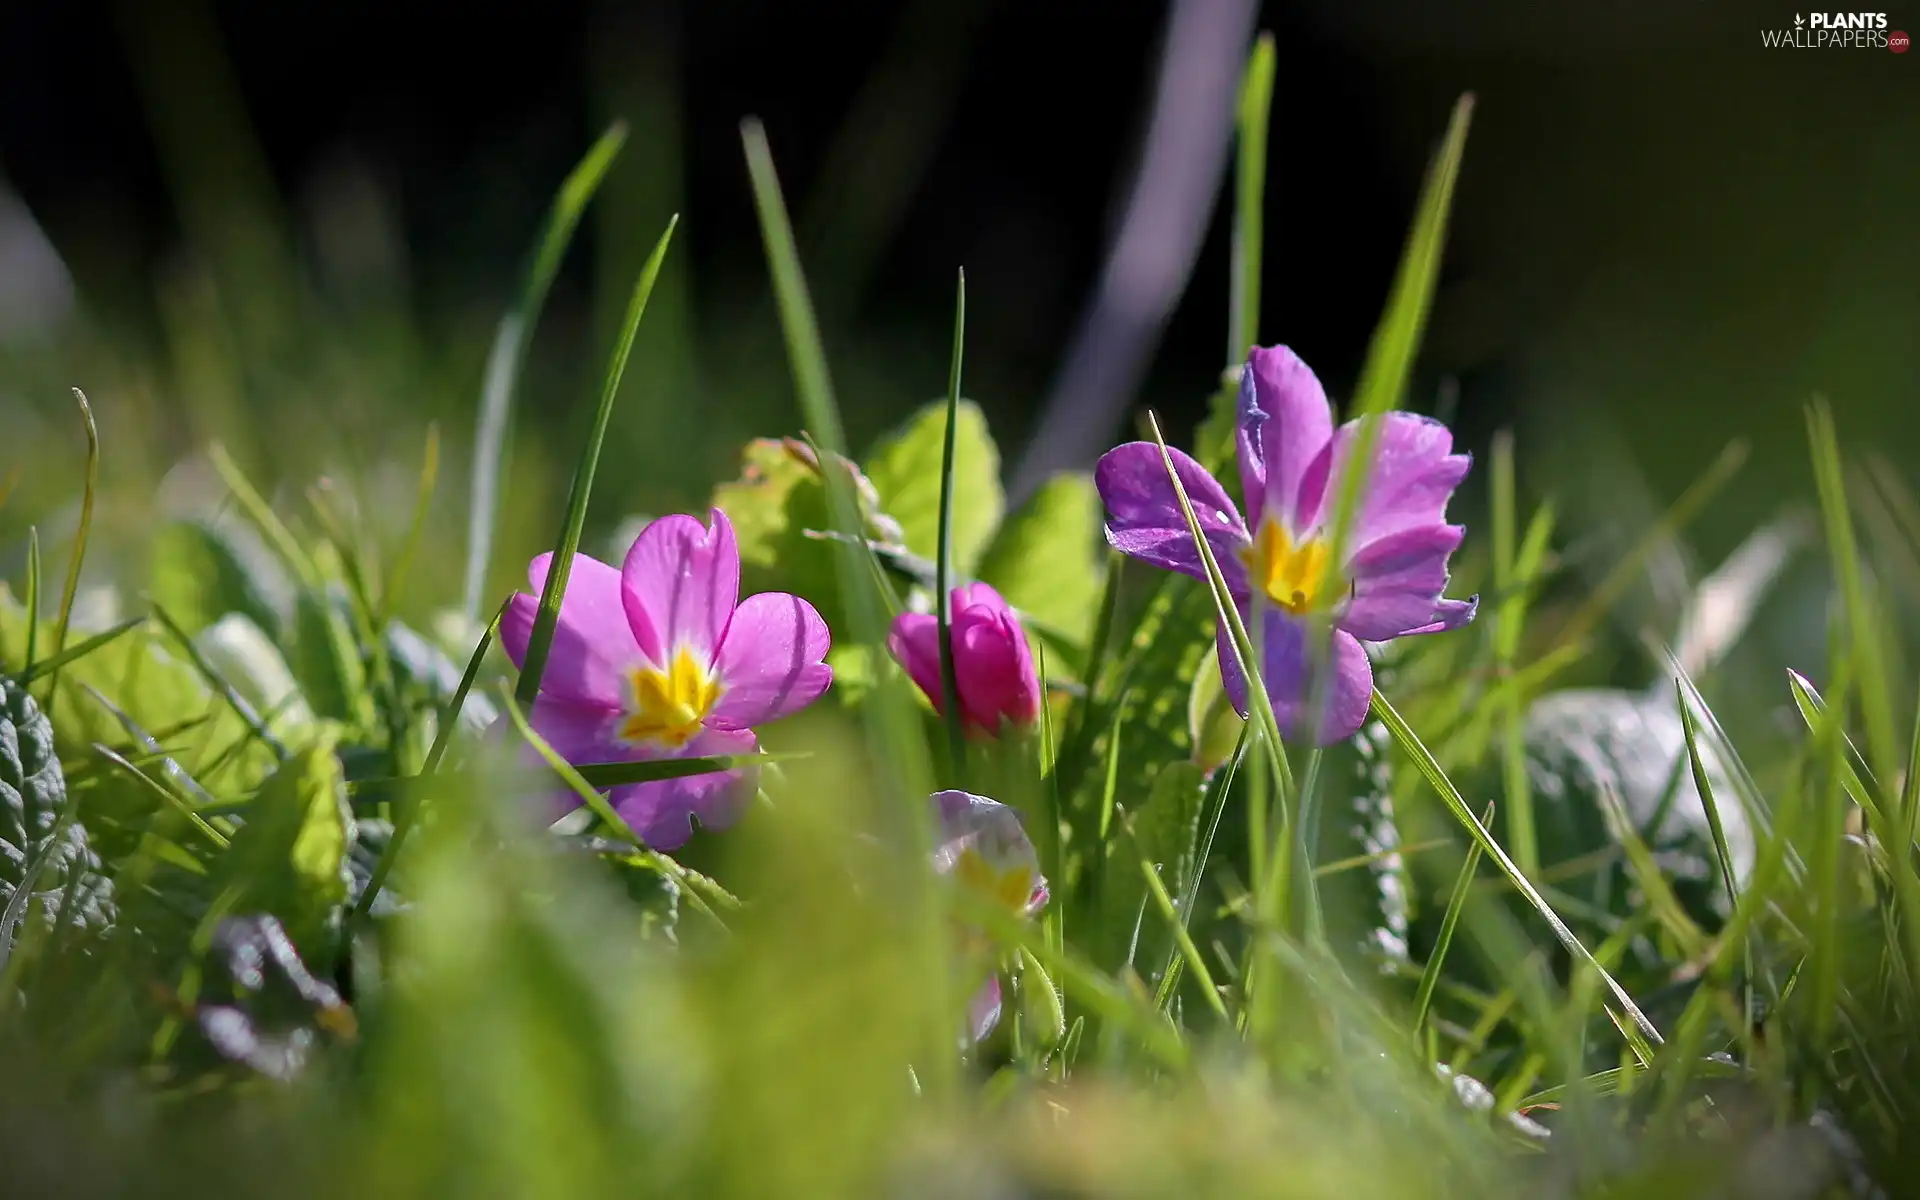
[0,0,1915,609]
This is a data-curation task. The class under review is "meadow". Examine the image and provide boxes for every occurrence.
[0,37,1912,1199]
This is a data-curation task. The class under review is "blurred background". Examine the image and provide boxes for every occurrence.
[0,0,1915,648]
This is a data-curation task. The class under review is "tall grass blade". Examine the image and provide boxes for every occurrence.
[463,123,628,621]
[1412,805,1490,1041]
[1226,33,1275,364]
[741,115,951,1089]
[44,389,98,703]
[1808,399,1899,784]
[20,527,38,676]
[1370,689,1663,1046]
[1349,94,1473,420]
[934,270,967,765]
[352,599,509,921]
[514,216,679,706]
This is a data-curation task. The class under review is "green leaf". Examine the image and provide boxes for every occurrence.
[214,730,354,955]
[149,518,292,640]
[976,472,1103,654]
[1185,641,1244,774]
[863,398,1002,574]
[713,438,887,633]
[286,586,369,727]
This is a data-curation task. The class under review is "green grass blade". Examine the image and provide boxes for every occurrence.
[207,442,320,588]
[383,423,440,625]
[1676,682,1743,914]
[1413,805,1490,1041]
[1142,415,1296,894]
[1490,431,1539,878]
[954,884,1189,1071]
[1903,684,1920,849]
[20,527,38,676]
[1140,858,1228,1022]
[742,117,935,804]
[1788,667,1920,998]
[43,389,99,704]
[1370,688,1663,1047]
[92,743,230,851]
[17,618,148,688]
[148,603,288,759]
[934,270,967,765]
[1154,727,1248,1013]
[1803,663,1850,1050]
[742,115,951,1089]
[352,599,506,920]
[1226,33,1275,364]
[1348,94,1473,420]
[500,686,727,927]
[514,215,679,706]
[1808,399,1900,785]
[463,123,628,621]
[1786,668,1893,832]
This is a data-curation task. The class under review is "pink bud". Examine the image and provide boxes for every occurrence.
[886,583,1042,737]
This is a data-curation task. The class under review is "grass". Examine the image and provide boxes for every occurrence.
[0,42,1913,1200]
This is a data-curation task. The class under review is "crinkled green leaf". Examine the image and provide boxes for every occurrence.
[0,675,114,939]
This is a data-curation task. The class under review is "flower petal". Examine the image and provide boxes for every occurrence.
[709,591,833,728]
[1399,597,1478,636]
[887,611,947,710]
[501,551,642,707]
[1238,345,1335,528]
[490,695,637,825]
[1341,524,1471,641]
[952,604,1040,732]
[953,581,1015,617]
[1296,413,1471,547]
[610,726,760,850]
[621,509,740,665]
[1214,622,1251,718]
[931,790,1040,881]
[526,693,631,765]
[1094,442,1249,592]
[967,977,1004,1046]
[1222,610,1375,746]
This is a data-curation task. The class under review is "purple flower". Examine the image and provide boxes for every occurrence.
[887,583,1042,737]
[501,508,833,849]
[1094,345,1477,746]
[931,789,1048,1043]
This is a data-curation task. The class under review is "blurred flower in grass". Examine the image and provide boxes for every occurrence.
[931,789,1048,1043]
[888,583,1043,739]
[1096,345,1477,745]
[502,509,833,848]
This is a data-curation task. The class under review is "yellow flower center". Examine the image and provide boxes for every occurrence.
[619,646,725,748]
[954,846,1037,912]
[1242,519,1334,614]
